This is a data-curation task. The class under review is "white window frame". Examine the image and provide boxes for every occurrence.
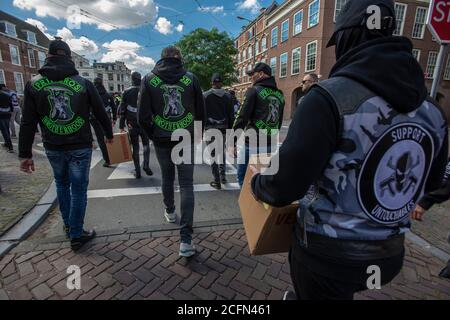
[412,7,428,39]
[270,57,277,77]
[293,10,303,36]
[425,51,439,79]
[271,26,278,48]
[261,37,267,52]
[0,49,3,62]
[248,46,252,60]
[26,31,37,45]
[280,52,288,78]
[255,40,259,55]
[291,47,301,75]
[444,54,450,81]
[393,3,407,36]
[412,49,421,63]
[281,19,289,43]
[4,22,17,37]
[9,44,21,66]
[305,40,318,72]
[308,0,320,29]
[0,70,5,85]
[28,48,36,68]
[334,0,348,22]
[37,51,46,69]
[14,72,24,95]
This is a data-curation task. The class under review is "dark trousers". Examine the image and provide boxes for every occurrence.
[289,237,404,300]
[207,129,226,183]
[155,145,194,243]
[129,126,150,174]
[0,117,13,150]
[90,118,109,164]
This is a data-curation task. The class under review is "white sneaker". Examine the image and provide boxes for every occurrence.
[164,210,177,223]
[179,242,196,257]
[282,290,297,300]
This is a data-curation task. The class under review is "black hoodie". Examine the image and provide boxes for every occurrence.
[233,76,285,146]
[119,79,141,129]
[19,56,113,158]
[252,36,448,210]
[95,84,117,121]
[138,58,205,147]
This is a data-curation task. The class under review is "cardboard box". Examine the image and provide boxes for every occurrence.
[106,132,133,165]
[239,154,298,256]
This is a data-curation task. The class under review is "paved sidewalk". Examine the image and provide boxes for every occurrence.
[0,226,449,300]
[0,142,52,236]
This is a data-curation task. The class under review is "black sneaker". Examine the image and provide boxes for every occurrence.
[71,230,96,251]
[7,149,14,153]
[143,167,153,176]
[221,177,227,185]
[439,263,450,279]
[135,171,142,179]
[63,226,70,238]
[210,181,221,190]
[103,162,111,168]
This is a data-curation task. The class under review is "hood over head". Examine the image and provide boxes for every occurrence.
[209,88,227,97]
[253,76,278,90]
[39,56,78,81]
[330,36,427,113]
[152,58,187,84]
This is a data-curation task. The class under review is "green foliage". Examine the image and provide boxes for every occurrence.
[176,28,238,90]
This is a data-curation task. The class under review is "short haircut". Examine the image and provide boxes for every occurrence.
[307,73,319,83]
[161,46,183,60]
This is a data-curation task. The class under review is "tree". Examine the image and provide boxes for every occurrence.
[176,28,238,90]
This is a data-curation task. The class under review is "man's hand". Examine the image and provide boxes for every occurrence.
[20,159,35,174]
[105,137,114,144]
[411,205,426,222]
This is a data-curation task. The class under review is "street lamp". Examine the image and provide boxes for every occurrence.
[237,16,256,65]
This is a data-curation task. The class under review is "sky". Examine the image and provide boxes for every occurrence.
[3,0,278,74]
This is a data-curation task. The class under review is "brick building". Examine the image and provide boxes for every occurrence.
[232,0,450,120]
[0,10,50,96]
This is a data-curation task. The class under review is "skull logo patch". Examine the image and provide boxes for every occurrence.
[357,123,434,225]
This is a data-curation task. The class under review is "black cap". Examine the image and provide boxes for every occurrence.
[211,73,223,83]
[327,0,395,47]
[246,62,272,77]
[48,39,72,57]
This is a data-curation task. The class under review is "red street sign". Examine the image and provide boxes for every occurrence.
[427,0,450,43]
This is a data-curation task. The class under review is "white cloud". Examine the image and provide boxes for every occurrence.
[198,6,224,14]
[175,23,184,33]
[101,40,155,75]
[236,0,262,15]
[56,27,99,58]
[154,17,183,35]
[25,18,54,39]
[13,0,158,30]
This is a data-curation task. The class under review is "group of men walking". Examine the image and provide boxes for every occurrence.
[0,84,21,154]
[11,0,450,300]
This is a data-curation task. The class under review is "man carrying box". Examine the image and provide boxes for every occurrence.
[250,0,448,300]
[19,39,114,251]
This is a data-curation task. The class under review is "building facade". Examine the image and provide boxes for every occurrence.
[0,10,50,96]
[232,0,450,120]
[79,61,131,94]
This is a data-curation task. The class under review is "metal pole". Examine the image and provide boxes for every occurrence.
[430,43,448,99]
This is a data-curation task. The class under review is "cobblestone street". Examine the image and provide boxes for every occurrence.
[0,227,449,300]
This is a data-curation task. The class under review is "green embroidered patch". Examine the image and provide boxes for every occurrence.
[150,76,163,88]
[42,116,85,135]
[33,77,83,93]
[180,76,192,86]
[154,112,194,131]
[258,88,285,103]
[255,120,279,136]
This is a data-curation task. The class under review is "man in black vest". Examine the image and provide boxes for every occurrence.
[138,46,205,257]
[119,72,153,179]
[19,39,113,251]
[250,0,448,300]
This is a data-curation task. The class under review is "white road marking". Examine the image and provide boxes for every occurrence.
[87,183,241,199]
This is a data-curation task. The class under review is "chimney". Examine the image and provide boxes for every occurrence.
[260,7,266,13]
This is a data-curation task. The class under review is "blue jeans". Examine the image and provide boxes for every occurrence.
[237,145,272,188]
[45,148,92,239]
